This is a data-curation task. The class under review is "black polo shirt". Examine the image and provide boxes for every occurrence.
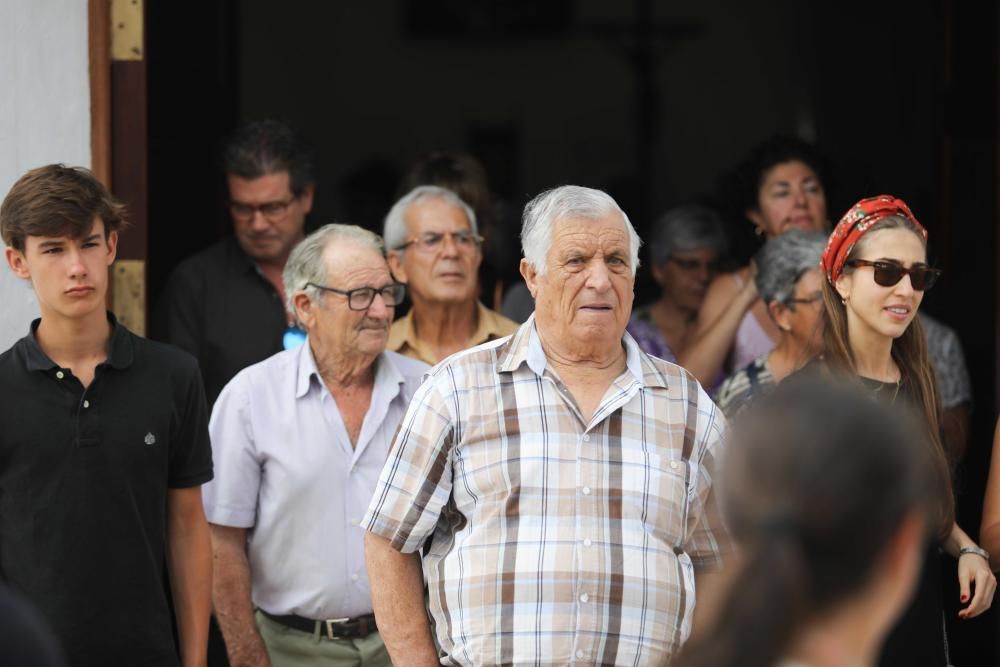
[153,236,287,407]
[0,315,213,667]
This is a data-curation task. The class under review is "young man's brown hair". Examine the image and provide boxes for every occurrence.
[0,164,127,251]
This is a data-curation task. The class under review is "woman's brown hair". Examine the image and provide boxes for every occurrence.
[820,215,954,538]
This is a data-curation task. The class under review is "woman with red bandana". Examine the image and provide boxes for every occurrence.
[819,195,995,666]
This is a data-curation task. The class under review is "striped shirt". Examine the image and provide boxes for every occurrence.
[715,354,775,419]
[364,317,728,665]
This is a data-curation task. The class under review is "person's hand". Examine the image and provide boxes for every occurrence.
[958,551,997,619]
[736,262,760,310]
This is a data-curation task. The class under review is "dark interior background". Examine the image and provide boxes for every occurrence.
[147,1,998,660]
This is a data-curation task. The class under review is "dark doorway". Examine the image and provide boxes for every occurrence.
[144,2,999,663]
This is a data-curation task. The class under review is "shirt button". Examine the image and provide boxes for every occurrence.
[351,573,359,582]
[670,460,680,470]
[350,518,360,527]
[56,371,64,379]
[576,650,585,659]
[579,593,589,603]
[583,538,592,547]
[83,400,90,409]
[582,434,590,442]
[581,486,591,495]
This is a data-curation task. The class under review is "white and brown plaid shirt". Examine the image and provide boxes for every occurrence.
[364,317,727,665]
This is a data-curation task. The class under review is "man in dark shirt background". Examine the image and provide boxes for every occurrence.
[0,164,214,666]
[155,120,315,406]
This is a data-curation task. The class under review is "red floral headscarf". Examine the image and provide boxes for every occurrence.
[820,195,926,284]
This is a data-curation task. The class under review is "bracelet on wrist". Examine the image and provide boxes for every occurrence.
[958,546,991,562]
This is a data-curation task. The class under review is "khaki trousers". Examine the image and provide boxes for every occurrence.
[255,610,392,667]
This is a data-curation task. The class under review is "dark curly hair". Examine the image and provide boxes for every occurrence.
[716,135,833,263]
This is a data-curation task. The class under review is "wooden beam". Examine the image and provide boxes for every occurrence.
[88,0,112,187]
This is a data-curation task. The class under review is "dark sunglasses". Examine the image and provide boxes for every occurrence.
[846,259,941,291]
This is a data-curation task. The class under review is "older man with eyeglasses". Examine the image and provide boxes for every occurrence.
[155,120,315,409]
[384,185,517,365]
[203,224,428,667]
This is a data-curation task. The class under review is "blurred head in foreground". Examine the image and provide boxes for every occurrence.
[679,376,939,667]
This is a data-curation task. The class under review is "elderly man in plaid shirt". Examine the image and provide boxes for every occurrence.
[364,185,729,666]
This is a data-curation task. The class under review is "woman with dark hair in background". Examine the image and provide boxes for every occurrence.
[678,377,942,667]
[679,136,829,385]
[626,205,728,366]
[716,230,826,417]
[817,195,994,666]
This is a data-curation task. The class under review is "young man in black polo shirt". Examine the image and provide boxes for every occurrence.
[0,165,214,666]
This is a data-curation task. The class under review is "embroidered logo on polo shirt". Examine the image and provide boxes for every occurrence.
[144,432,156,446]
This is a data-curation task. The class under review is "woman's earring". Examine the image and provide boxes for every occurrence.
[754,226,765,238]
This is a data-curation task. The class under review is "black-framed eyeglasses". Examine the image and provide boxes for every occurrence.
[306,282,406,310]
[229,196,298,222]
[396,230,483,253]
[846,259,941,291]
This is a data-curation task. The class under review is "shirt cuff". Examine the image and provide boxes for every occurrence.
[168,467,214,489]
[205,504,256,528]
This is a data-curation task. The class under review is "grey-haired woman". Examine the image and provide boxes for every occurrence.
[716,230,826,416]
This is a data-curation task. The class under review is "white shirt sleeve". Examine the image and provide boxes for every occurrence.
[201,372,261,528]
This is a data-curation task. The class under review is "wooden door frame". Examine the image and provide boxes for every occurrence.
[89,0,112,187]
[89,0,148,334]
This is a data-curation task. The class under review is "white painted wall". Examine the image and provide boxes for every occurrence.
[0,0,91,349]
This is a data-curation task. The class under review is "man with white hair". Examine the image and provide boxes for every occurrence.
[204,224,428,667]
[384,185,517,365]
[364,186,729,665]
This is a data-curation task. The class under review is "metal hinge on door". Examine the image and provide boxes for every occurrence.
[111,0,143,61]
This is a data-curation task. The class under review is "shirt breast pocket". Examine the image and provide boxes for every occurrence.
[101,408,172,486]
[618,448,690,549]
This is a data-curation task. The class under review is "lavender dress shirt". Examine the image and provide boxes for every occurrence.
[202,341,429,619]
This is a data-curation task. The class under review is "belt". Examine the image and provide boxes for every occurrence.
[260,609,378,640]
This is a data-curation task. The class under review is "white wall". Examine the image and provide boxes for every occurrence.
[0,0,91,349]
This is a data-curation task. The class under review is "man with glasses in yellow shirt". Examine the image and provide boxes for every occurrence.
[384,185,517,365]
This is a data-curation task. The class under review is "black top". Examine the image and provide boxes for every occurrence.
[153,236,287,407]
[0,315,214,667]
[861,377,947,667]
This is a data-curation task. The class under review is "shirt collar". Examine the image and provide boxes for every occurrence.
[497,314,664,388]
[227,236,279,290]
[295,339,405,399]
[295,341,320,398]
[386,310,418,355]
[23,311,133,372]
[226,235,259,276]
[372,350,406,402]
[471,301,511,341]
[388,302,508,360]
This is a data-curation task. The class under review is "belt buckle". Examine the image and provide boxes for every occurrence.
[324,617,351,640]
